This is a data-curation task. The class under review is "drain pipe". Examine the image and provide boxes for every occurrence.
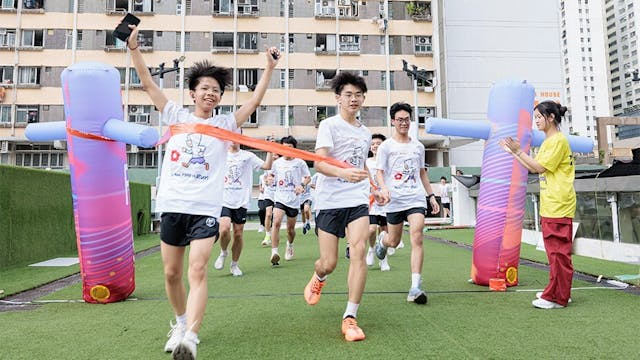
[607,193,620,243]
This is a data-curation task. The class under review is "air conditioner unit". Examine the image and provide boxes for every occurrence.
[130,145,139,153]
[130,105,138,113]
[418,37,428,44]
[0,140,8,153]
[53,140,66,150]
[0,30,6,35]
[339,0,351,6]
[424,86,433,93]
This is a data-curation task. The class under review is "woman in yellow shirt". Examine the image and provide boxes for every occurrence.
[501,101,576,309]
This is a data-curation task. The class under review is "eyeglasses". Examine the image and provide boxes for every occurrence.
[341,92,364,100]
[394,117,411,123]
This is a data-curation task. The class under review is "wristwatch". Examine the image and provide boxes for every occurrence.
[427,193,436,200]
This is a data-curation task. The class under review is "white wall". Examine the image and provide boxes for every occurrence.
[442,0,564,166]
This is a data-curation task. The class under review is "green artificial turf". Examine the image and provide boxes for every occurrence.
[1,227,638,359]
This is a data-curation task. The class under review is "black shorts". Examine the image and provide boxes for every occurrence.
[386,207,426,225]
[258,199,266,210]
[220,207,247,224]
[160,212,219,247]
[275,202,299,218]
[263,199,275,208]
[369,214,387,227]
[316,204,369,239]
[442,202,450,210]
[299,199,312,211]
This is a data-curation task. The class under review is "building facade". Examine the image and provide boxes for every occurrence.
[439,0,565,166]
[559,0,611,143]
[0,0,439,171]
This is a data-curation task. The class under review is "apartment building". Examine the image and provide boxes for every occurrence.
[559,0,611,143]
[0,0,439,172]
[602,0,640,140]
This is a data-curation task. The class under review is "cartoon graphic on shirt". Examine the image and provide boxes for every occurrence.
[347,143,365,168]
[181,133,210,171]
[225,164,242,186]
[283,170,296,188]
[392,157,417,185]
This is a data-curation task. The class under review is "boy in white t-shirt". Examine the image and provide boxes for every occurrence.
[304,72,382,342]
[374,102,440,305]
[128,25,279,359]
[439,176,451,218]
[366,133,390,271]
[269,136,311,265]
[214,142,273,276]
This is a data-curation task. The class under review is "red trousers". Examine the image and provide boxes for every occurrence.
[540,217,574,306]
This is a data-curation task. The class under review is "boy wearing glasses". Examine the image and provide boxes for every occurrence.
[303,72,381,342]
[374,102,440,304]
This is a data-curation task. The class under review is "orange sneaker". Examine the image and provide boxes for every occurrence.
[304,273,325,305]
[341,317,365,342]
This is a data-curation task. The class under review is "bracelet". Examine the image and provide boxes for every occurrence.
[128,44,139,51]
[428,193,436,199]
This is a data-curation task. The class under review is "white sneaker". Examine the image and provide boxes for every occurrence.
[164,321,185,353]
[366,247,375,266]
[379,256,390,271]
[171,333,199,360]
[230,263,243,277]
[285,244,295,261]
[261,235,271,246]
[536,291,571,303]
[214,253,226,270]
[397,240,405,249]
[258,225,265,233]
[532,298,565,309]
[387,247,396,256]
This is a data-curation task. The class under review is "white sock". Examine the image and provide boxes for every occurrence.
[220,250,228,257]
[411,273,422,289]
[343,301,359,319]
[316,273,327,282]
[271,247,278,255]
[287,241,293,248]
[368,246,374,252]
[230,261,238,267]
[176,313,187,327]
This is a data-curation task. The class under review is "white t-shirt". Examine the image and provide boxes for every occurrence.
[314,115,371,211]
[366,157,386,216]
[440,183,451,204]
[222,149,264,209]
[272,157,311,208]
[376,137,427,213]
[156,101,237,218]
[258,172,267,201]
[262,170,276,201]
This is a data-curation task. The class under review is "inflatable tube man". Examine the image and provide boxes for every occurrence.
[425,80,593,287]
[25,62,159,303]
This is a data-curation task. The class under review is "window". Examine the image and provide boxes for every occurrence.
[106,0,127,13]
[316,69,336,89]
[21,29,44,48]
[16,105,39,124]
[18,67,40,85]
[1,0,15,9]
[0,29,17,47]
[0,66,13,83]
[279,69,286,88]
[0,105,11,123]
[316,105,337,124]
[237,68,257,89]
[213,0,232,14]
[212,32,233,50]
[238,32,257,50]
[105,30,127,49]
